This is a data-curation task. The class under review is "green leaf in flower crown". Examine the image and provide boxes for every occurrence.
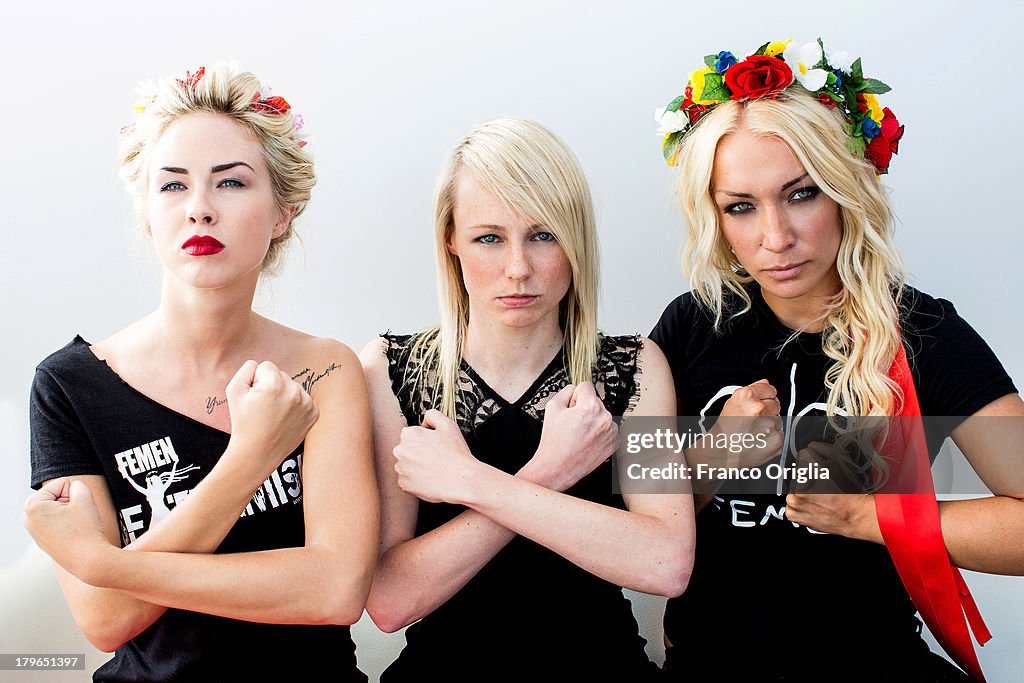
[666,95,687,113]
[704,55,718,68]
[826,72,837,86]
[753,42,770,56]
[859,79,892,95]
[663,129,686,162]
[813,38,828,69]
[845,84,860,109]
[845,134,867,158]
[700,73,731,102]
[851,58,863,80]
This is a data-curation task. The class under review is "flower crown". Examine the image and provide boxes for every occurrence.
[656,39,903,174]
[124,65,309,147]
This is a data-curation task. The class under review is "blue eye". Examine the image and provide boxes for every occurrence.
[219,178,245,188]
[160,181,186,192]
[790,186,820,202]
[475,234,501,244]
[531,231,556,242]
[724,202,754,215]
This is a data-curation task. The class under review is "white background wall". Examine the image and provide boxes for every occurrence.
[2,1,1021,680]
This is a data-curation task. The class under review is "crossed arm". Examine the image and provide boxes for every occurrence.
[361,337,695,632]
[25,343,379,651]
[783,393,1024,575]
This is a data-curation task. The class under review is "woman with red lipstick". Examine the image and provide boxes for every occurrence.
[650,39,1024,681]
[360,118,695,681]
[23,64,377,682]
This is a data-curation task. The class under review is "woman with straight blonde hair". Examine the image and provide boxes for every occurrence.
[23,63,377,682]
[651,39,1024,681]
[361,117,694,681]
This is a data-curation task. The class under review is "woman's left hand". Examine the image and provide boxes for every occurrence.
[24,479,114,580]
[784,491,882,543]
[392,409,485,504]
[784,442,883,543]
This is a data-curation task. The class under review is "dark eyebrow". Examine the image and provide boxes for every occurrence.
[715,172,811,198]
[157,162,255,175]
[780,172,810,190]
[466,223,546,232]
[212,161,255,174]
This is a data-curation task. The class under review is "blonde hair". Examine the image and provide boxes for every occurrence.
[118,62,315,274]
[412,117,601,419]
[675,86,906,418]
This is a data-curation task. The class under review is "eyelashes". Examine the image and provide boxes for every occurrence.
[158,178,246,193]
[473,231,557,244]
[721,186,821,215]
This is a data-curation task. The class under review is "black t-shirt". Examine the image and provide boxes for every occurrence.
[379,333,660,683]
[649,286,1016,681]
[29,337,365,683]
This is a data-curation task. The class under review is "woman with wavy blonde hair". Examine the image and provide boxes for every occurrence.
[23,63,377,682]
[650,39,1024,682]
[361,117,694,681]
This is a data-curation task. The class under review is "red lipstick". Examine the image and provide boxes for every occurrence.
[182,235,225,256]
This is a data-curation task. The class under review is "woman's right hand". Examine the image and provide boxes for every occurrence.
[520,383,619,492]
[710,379,784,467]
[223,360,320,475]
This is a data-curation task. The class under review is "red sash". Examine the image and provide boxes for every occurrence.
[874,344,991,681]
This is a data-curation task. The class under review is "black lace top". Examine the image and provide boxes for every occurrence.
[379,333,659,683]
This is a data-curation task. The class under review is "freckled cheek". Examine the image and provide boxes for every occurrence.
[537,252,572,296]
[457,251,504,293]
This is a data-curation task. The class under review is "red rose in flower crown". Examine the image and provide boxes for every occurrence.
[864,107,904,174]
[657,38,905,173]
[724,55,794,101]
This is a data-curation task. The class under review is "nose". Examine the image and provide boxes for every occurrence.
[186,189,217,226]
[759,204,795,253]
[504,242,531,281]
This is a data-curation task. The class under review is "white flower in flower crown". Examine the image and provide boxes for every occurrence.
[826,47,855,74]
[783,41,829,91]
[131,79,160,114]
[655,107,688,134]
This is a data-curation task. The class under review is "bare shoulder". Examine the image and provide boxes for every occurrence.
[263,322,362,399]
[637,337,671,377]
[358,336,390,370]
[88,316,158,365]
[630,336,676,417]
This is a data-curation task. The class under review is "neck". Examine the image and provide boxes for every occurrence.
[148,272,263,371]
[462,310,565,381]
[759,272,841,334]
[760,290,837,333]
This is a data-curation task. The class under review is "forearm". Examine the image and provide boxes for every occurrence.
[937,497,1024,574]
[83,543,369,625]
[61,454,272,648]
[367,509,516,631]
[126,447,268,553]
[464,467,692,596]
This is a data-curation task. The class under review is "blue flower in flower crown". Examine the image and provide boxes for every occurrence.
[831,68,845,89]
[861,118,881,139]
[715,51,738,74]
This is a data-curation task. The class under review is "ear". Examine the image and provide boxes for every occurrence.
[446,233,459,257]
[273,205,295,239]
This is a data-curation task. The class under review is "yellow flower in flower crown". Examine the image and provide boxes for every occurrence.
[763,39,792,58]
[862,93,884,123]
[689,66,719,105]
